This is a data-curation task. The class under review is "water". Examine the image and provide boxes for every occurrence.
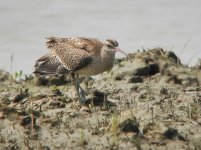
[1,0,201,74]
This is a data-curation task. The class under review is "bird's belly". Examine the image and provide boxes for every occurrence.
[77,58,114,77]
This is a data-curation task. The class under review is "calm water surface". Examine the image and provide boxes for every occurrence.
[0,0,201,74]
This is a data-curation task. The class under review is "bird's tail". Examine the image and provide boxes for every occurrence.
[33,54,69,75]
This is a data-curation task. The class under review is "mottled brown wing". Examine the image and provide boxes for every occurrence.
[46,37,103,56]
[49,44,93,72]
[34,54,68,75]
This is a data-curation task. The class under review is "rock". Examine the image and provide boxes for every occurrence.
[128,76,143,83]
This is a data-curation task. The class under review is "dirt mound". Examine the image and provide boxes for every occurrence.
[0,48,201,149]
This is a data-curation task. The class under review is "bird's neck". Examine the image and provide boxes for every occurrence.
[101,48,115,71]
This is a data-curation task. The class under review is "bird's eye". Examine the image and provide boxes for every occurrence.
[107,44,113,48]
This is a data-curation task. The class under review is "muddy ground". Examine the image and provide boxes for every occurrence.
[0,48,201,150]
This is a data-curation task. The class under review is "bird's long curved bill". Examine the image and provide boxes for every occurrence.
[115,48,132,63]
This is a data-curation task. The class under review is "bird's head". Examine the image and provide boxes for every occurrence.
[105,39,132,63]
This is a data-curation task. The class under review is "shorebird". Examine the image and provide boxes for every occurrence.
[34,37,132,104]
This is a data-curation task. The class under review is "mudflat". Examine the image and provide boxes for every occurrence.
[0,48,201,150]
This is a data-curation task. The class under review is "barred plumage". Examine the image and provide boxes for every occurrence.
[34,37,131,104]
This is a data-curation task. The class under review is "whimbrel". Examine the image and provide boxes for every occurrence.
[34,37,131,104]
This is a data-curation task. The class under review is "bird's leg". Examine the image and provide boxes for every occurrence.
[84,77,90,91]
[71,72,81,103]
[74,78,81,103]
[75,74,86,104]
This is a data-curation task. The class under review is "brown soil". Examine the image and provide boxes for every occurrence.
[0,48,201,150]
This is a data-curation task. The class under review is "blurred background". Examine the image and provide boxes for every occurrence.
[0,0,201,74]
